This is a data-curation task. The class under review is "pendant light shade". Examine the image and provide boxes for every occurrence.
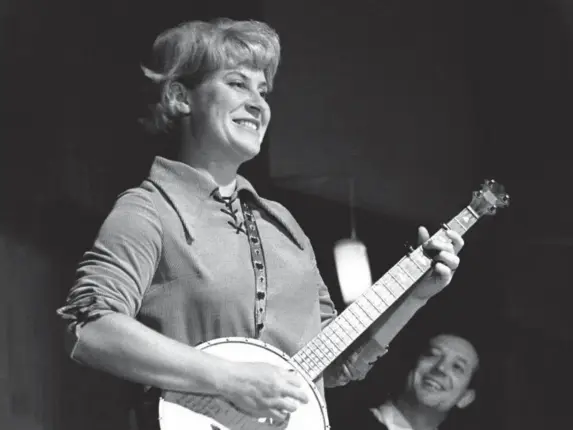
[334,237,372,305]
[333,177,372,305]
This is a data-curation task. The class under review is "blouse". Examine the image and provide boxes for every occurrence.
[57,156,387,401]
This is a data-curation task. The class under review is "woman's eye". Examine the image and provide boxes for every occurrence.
[229,80,269,100]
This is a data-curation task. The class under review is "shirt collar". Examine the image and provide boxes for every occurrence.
[371,401,438,430]
[146,156,305,249]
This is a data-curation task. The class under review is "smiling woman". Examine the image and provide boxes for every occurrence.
[139,19,278,137]
[56,17,466,430]
[175,66,271,170]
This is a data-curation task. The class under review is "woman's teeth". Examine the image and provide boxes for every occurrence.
[234,120,258,130]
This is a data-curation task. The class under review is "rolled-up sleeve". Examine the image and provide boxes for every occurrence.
[56,189,162,356]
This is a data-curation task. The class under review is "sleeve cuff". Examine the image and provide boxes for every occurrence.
[324,339,389,387]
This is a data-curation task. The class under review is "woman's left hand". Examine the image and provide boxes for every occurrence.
[411,226,464,301]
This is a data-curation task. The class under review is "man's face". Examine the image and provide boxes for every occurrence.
[404,334,479,412]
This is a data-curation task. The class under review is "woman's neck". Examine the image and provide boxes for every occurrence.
[189,161,238,197]
[177,136,240,194]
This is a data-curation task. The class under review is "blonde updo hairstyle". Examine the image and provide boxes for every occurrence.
[140,18,281,134]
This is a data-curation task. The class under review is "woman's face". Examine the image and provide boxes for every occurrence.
[187,66,271,164]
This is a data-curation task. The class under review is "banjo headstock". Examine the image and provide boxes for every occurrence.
[469,179,510,216]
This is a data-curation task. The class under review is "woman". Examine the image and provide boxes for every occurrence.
[57,18,463,428]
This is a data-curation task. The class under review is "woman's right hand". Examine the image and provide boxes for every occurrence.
[218,361,310,423]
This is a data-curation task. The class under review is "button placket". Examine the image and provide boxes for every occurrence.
[241,200,268,339]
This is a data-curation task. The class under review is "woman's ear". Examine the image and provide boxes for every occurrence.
[165,81,191,114]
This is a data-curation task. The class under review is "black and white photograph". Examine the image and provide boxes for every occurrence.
[1,1,572,429]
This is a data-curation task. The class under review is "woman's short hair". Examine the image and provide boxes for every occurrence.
[139,18,281,134]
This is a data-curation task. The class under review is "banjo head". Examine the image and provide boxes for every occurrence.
[157,337,330,430]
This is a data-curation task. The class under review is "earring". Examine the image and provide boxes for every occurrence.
[176,101,190,114]
[168,99,190,115]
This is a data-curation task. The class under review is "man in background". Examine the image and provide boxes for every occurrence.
[334,332,481,430]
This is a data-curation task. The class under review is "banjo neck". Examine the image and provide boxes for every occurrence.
[289,180,509,381]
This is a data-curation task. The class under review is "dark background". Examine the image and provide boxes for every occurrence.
[1,0,573,429]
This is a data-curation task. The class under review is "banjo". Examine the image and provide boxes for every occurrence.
[142,179,509,430]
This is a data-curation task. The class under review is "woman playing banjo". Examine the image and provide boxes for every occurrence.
[57,18,463,430]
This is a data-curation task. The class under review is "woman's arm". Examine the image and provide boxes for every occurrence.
[69,312,227,393]
[59,188,222,391]
[57,187,308,420]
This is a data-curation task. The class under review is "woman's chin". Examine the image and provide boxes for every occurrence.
[233,140,262,162]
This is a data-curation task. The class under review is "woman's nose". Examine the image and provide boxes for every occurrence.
[245,101,262,116]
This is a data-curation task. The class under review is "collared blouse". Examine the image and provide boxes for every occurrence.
[57,156,387,399]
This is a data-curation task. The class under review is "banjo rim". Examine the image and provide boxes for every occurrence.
[158,336,331,429]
